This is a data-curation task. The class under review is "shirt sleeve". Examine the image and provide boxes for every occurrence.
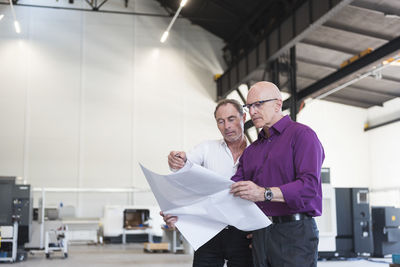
[186,141,206,166]
[231,151,245,182]
[169,142,206,172]
[279,128,325,210]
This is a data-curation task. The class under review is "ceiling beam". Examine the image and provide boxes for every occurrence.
[300,39,360,55]
[351,0,400,17]
[296,57,400,86]
[381,75,400,84]
[296,35,400,101]
[0,1,231,22]
[225,0,280,44]
[297,73,400,98]
[323,95,377,108]
[217,0,355,100]
[0,1,171,16]
[297,56,339,69]
[344,85,400,99]
[323,22,393,41]
[207,0,243,21]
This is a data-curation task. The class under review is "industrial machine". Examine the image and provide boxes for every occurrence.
[335,188,373,256]
[372,206,400,257]
[319,187,374,258]
[102,205,163,243]
[0,177,32,262]
[124,209,150,228]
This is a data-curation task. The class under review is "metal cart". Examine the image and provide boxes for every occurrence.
[45,226,68,259]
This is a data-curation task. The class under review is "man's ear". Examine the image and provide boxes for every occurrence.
[276,99,283,111]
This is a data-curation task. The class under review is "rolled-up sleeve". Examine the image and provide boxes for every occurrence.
[170,142,206,172]
[186,141,207,166]
[279,128,324,211]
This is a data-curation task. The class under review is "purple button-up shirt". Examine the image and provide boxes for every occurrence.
[232,115,325,217]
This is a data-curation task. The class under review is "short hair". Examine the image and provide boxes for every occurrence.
[214,99,244,118]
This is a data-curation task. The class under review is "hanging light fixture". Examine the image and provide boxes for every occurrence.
[160,0,188,43]
[9,0,20,34]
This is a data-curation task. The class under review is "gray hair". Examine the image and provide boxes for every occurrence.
[214,99,244,118]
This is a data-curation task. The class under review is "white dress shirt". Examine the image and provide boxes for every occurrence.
[186,139,241,179]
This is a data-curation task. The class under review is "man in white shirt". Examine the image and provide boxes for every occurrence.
[161,99,252,267]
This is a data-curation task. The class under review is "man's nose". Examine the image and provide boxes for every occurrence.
[226,121,234,129]
[249,106,257,116]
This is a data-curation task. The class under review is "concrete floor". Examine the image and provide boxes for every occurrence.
[3,244,192,267]
[1,244,392,267]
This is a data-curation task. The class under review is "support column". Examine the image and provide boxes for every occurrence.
[289,46,298,121]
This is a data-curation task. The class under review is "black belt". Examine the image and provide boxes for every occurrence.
[271,213,311,224]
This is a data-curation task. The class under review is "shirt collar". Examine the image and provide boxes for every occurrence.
[221,137,250,147]
[220,139,227,147]
[258,115,291,139]
[272,115,291,134]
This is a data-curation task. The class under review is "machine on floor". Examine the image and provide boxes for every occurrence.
[0,177,32,262]
[372,206,400,257]
[319,187,374,259]
[102,205,163,244]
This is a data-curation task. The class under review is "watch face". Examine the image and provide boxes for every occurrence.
[265,188,273,201]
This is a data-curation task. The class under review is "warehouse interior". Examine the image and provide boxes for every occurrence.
[0,0,400,266]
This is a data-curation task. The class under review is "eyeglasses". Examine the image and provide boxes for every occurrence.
[243,98,277,112]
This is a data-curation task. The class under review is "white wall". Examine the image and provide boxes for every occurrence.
[366,98,400,207]
[0,1,225,217]
[298,96,400,208]
[297,99,370,187]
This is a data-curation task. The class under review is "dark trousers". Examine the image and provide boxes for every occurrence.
[252,218,319,267]
[193,226,253,267]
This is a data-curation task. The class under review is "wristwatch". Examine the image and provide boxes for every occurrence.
[264,187,273,202]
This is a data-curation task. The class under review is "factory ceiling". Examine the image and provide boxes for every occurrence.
[156,0,400,110]
[3,0,400,110]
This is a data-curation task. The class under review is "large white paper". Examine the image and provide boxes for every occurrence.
[140,162,271,250]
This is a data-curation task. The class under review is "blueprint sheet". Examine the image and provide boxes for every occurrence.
[140,162,271,250]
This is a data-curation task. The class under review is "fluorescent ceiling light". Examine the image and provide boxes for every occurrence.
[14,20,20,33]
[382,55,400,66]
[390,60,400,67]
[160,0,188,43]
[385,14,400,19]
[180,0,188,7]
[160,31,169,43]
[9,0,21,34]
[0,14,4,21]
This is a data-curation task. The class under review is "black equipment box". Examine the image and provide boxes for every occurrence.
[335,188,373,256]
[372,206,400,257]
[0,177,32,246]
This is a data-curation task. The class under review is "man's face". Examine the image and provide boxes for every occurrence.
[246,89,278,129]
[215,103,245,143]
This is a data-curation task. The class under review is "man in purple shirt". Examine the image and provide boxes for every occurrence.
[230,81,324,267]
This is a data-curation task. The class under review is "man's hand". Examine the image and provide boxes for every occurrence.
[160,211,178,229]
[168,151,187,170]
[230,181,265,202]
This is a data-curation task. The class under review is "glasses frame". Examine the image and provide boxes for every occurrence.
[243,98,278,111]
